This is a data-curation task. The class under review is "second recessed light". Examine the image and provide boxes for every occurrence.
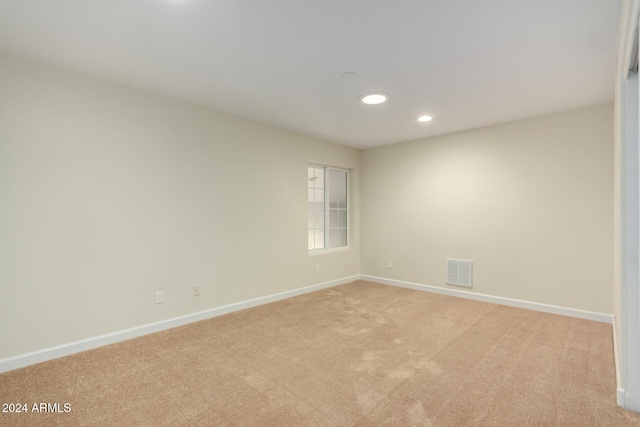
[360,93,389,105]
[418,115,433,122]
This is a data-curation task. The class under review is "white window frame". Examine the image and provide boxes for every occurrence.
[308,163,350,253]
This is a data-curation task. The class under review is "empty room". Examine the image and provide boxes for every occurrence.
[2,0,640,425]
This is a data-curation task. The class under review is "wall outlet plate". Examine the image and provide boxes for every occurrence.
[193,286,200,297]
[156,291,164,304]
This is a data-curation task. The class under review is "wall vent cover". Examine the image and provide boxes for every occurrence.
[446,258,473,288]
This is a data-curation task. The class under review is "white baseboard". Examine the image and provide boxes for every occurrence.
[618,388,627,407]
[0,275,359,374]
[0,274,614,374]
[361,275,613,324]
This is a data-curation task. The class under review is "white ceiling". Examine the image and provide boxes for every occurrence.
[0,0,621,149]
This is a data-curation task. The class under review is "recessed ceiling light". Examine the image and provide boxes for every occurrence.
[360,93,389,105]
[418,115,433,122]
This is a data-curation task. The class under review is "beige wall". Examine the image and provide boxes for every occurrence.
[0,54,360,359]
[0,52,615,362]
[361,104,614,314]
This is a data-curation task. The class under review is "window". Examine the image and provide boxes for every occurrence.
[308,164,349,251]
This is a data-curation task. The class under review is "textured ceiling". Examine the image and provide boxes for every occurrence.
[0,0,621,149]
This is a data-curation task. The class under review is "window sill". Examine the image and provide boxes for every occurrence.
[308,246,353,256]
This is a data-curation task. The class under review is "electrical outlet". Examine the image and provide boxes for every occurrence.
[193,286,200,297]
[156,291,164,304]
[315,264,320,273]
[387,260,392,269]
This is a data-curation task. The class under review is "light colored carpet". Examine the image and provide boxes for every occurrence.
[1,280,639,426]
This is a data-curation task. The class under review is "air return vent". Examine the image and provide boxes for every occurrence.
[446,259,473,288]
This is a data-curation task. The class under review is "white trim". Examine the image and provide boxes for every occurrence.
[0,274,616,374]
[0,275,359,374]
[614,316,625,407]
[308,246,354,256]
[620,0,640,79]
[361,275,613,324]
[619,388,627,408]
